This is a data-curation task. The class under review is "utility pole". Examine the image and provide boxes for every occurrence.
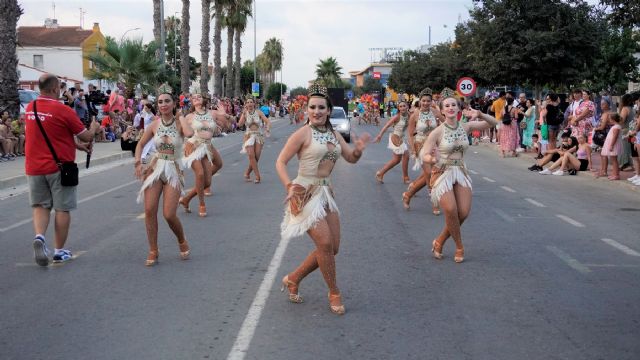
[159,0,166,64]
[253,0,256,83]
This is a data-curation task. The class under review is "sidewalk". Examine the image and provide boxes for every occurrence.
[0,141,131,191]
[477,140,640,192]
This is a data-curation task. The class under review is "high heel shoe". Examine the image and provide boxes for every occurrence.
[401,192,411,210]
[178,240,190,260]
[254,176,261,184]
[179,197,191,213]
[375,171,384,184]
[432,205,441,216]
[204,187,213,196]
[280,275,303,303]
[145,250,159,266]
[244,173,252,182]
[403,176,411,184]
[431,240,443,260]
[198,205,207,217]
[454,247,464,263]
[328,293,345,315]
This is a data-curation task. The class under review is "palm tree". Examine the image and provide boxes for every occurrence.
[180,0,191,94]
[315,57,343,87]
[222,8,234,97]
[87,38,165,98]
[212,0,226,96]
[153,0,162,60]
[261,38,283,91]
[199,0,211,94]
[0,1,22,116]
[231,0,252,98]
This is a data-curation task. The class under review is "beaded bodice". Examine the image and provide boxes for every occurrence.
[438,122,468,160]
[193,111,216,133]
[297,125,341,179]
[392,114,409,137]
[154,119,180,152]
[417,111,438,137]
[245,111,262,130]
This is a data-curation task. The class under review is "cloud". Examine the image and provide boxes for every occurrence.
[18,0,473,89]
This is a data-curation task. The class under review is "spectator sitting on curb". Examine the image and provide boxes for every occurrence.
[11,113,26,155]
[528,131,577,171]
[539,134,591,175]
[531,133,542,158]
[0,112,18,160]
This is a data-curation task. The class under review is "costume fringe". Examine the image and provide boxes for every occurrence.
[387,134,408,155]
[182,143,212,168]
[241,134,263,153]
[280,187,339,240]
[137,159,183,203]
[430,167,472,206]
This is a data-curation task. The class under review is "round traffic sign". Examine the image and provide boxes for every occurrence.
[456,77,476,97]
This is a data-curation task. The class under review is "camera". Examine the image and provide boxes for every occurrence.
[89,90,108,105]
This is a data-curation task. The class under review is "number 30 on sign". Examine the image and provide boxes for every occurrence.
[456,77,476,97]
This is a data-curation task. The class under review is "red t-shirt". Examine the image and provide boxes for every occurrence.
[25,96,86,176]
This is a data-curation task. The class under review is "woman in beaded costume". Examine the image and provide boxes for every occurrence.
[238,97,271,183]
[179,90,224,217]
[422,88,498,263]
[134,84,193,266]
[373,100,411,184]
[276,83,370,315]
[402,88,443,214]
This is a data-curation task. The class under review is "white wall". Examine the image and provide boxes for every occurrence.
[17,46,83,83]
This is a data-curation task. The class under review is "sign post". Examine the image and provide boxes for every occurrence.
[251,82,260,97]
[456,77,477,97]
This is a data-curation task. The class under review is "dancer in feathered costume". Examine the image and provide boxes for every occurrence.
[179,88,223,217]
[238,97,271,183]
[422,88,498,263]
[134,84,193,266]
[276,83,370,315]
[374,100,411,184]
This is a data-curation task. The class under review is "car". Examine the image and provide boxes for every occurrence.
[329,106,351,142]
[18,89,39,115]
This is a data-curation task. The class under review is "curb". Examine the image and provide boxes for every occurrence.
[0,151,132,191]
[476,141,640,193]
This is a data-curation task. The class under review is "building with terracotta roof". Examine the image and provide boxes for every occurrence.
[16,19,106,89]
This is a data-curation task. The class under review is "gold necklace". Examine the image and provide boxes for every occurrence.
[161,116,175,127]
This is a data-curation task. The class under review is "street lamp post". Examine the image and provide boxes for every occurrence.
[174,11,179,76]
[120,27,140,42]
[159,0,165,64]
[253,0,256,83]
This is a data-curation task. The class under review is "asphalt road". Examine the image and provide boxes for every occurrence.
[1,118,639,360]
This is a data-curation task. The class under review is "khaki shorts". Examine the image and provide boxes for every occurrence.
[28,172,77,211]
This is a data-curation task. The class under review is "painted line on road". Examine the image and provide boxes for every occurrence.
[500,186,516,193]
[584,264,640,268]
[492,208,515,223]
[555,214,585,228]
[601,238,640,257]
[226,236,292,360]
[0,180,138,233]
[482,177,496,183]
[469,169,479,175]
[524,198,546,207]
[546,246,591,274]
[137,213,145,220]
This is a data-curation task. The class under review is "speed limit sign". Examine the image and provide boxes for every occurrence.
[456,77,477,97]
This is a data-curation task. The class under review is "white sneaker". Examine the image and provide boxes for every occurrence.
[633,179,640,185]
[552,170,565,176]
[539,169,552,175]
[628,175,639,182]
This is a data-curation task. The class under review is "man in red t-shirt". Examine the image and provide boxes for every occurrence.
[25,74,101,266]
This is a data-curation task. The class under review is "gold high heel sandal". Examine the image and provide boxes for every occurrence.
[328,293,345,315]
[198,205,207,217]
[280,275,303,303]
[204,187,213,196]
[402,192,411,211]
[178,240,190,260]
[179,197,191,213]
[454,248,464,263]
[432,205,441,216]
[431,240,443,260]
[145,250,159,266]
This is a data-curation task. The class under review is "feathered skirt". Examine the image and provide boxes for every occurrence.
[281,179,339,241]
[430,161,472,206]
[387,133,408,155]
[183,137,214,169]
[137,153,184,203]
[241,130,264,153]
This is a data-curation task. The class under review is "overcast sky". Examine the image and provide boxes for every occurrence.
[18,0,474,88]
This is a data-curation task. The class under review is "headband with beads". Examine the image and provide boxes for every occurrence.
[157,83,173,96]
[440,87,456,99]
[419,87,433,98]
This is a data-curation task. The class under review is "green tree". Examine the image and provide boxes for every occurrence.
[86,38,166,98]
[290,86,308,98]
[315,57,343,87]
[165,15,200,89]
[588,26,640,93]
[0,0,22,116]
[387,50,432,95]
[261,38,283,90]
[600,0,640,28]
[179,0,191,93]
[200,0,211,94]
[240,60,256,95]
[361,77,385,94]
[266,82,287,102]
[229,0,252,98]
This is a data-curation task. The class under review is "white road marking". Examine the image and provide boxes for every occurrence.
[555,214,585,228]
[492,208,515,222]
[226,235,292,360]
[584,264,640,268]
[601,238,640,257]
[469,169,479,175]
[482,177,496,183]
[0,180,138,233]
[136,213,145,219]
[524,198,546,207]
[500,186,516,193]
[546,246,591,274]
